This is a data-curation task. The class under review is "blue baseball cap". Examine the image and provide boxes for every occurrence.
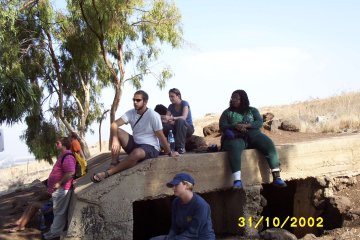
[166,173,195,188]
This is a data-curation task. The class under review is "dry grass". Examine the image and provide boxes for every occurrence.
[260,91,360,133]
[194,91,360,135]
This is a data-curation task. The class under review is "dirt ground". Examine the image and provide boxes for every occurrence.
[1,130,359,240]
[0,181,47,240]
[203,128,353,147]
[315,174,360,240]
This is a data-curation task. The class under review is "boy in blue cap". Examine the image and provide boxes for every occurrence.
[150,173,215,240]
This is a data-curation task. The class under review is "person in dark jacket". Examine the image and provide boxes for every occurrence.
[149,173,215,240]
[219,89,287,189]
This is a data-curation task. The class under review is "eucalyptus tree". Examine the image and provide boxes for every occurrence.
[73,0,183,124]
[0,0,106,161]
[0,0,183,161]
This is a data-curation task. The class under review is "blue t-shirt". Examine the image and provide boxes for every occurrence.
[168,100,193,126]
[167,193,215,240]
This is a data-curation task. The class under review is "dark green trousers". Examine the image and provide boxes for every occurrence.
[222,132,280,173]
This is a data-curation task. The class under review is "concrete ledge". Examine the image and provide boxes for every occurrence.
[65,134,360,239]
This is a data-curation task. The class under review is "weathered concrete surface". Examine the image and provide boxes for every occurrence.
[65,134,360,240]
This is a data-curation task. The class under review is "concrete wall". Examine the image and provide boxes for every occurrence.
[65,134,360,240]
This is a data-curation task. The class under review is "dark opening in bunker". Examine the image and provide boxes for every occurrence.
[133,189,247,240]
[133,195,174,240]
[261,180,296,232]
[261,178,343,238]
[133,178,344,240]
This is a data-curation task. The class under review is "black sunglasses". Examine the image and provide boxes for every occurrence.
[133,98,142,102]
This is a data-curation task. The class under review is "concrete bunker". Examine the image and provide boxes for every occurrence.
[65,135,360,240]
[133,176,352,240]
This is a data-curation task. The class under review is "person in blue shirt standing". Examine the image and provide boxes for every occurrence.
[161,88,194,154]
[150,173,216,240]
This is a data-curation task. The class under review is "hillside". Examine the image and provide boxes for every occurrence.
[192,91,360,148]
[194,91,360,135]
[0,91,359,239]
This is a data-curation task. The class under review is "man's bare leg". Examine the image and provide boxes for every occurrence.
[94,148,146,181]
[19,201,42,228]
[108,148,146,175]
[110,128,130,167]
[8,201,42,232]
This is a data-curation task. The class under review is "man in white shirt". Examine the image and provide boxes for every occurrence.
[91,90,179,182]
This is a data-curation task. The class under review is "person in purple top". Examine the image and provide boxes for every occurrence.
[43,137,76,240]
[150,173,216,240]
[161,88,194,154]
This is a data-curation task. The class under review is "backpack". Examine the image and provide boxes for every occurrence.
[61,152,87,179]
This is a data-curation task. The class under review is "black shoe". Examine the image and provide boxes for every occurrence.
[177,148,186,154]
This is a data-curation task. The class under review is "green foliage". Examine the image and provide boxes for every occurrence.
[21,114,58,163]
[72,0,183,123]
[0,0,106,162]
[0,1,42,124]
[74,0,182,86]
[0,78,37,124]
[0,0,183,161]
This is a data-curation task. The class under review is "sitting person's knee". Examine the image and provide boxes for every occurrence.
[131,148,146,160]
[175,118,186,125]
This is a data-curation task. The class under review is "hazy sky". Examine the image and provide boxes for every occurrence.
[1,0,360,161]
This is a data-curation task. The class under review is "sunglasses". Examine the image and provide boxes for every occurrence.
[132,98,142,103]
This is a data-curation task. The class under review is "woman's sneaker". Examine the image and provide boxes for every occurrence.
[272,178,287,187]
[233,180,243,189]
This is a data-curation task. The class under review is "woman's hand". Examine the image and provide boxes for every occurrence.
[168,151,180,157]
[235,123,248,133]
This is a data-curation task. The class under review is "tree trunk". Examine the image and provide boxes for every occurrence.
[108,43,125,150]
[80,138,91,159]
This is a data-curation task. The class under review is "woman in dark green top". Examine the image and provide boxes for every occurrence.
[219,89,287,189]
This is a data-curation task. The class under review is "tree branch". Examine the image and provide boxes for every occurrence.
[79,0,102,40]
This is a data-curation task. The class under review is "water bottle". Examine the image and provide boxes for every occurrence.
[168,130,175,152]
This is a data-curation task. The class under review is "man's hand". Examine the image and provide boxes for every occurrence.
[54,182,61,189]
[161,115,176,124]
[111,137,121,155]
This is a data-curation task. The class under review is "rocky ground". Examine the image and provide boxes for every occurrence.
[0,129,359,240]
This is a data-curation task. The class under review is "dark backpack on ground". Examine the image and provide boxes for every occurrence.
[61,152,84,179]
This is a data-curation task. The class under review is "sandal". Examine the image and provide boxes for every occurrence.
[7,227,25,233]
[110,161,118,167]
[4,223,19,228]
[91,171,110,183]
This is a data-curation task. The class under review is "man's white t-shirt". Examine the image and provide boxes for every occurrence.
[121,108,162,151]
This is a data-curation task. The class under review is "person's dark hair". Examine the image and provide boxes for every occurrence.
[229,89,250,113]
[169,88,182,100]
[60,137,72,150]
[154,104,168,115]
[134,90,149,102]
[70,132,78,140]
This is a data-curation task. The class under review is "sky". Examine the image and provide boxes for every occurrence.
[1,0,360,163]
